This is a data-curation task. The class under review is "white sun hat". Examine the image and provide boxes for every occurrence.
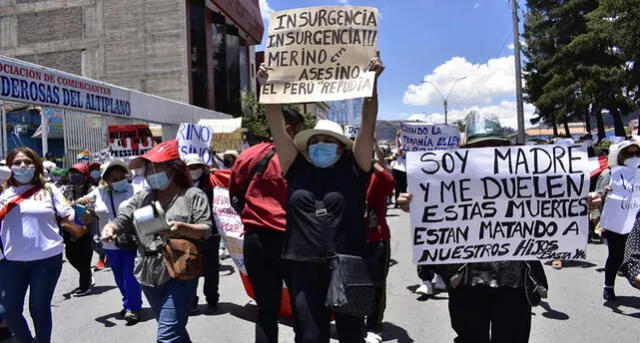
[183,153,205,167]
[293,120,354,154]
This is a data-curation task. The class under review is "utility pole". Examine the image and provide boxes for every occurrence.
[512,0,526,144]
[422,77,466,125]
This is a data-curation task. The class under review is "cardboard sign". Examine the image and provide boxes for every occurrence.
[177,123,214,165]
[407,145,590,264]
[212,186,247,274]
[600,166,639,234]
[108,125,154,158]
[393,123,460,172]
[260,6,379,104]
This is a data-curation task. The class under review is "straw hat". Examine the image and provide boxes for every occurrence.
[293,120,353,154]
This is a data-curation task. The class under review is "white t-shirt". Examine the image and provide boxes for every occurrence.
[88,185,135,250]
[0,184,73,261]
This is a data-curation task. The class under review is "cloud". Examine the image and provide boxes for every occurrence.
[338,0,350,4]
[259,0,273,19]
[403,55,518,107]
[508,44,515,50]
[403,101,536,130]
[474,3,480,9]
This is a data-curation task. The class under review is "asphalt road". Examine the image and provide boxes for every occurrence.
[5,208,640,342]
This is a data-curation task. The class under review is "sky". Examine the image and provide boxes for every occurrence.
[257,0,534,129]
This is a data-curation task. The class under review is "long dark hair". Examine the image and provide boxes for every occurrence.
[5,147,45,188]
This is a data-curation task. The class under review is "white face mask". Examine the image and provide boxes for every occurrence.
[624,157,640,168]
[189,169,204,181]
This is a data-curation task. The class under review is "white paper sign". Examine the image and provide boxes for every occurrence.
[407,144,590,264]
[601,166,639,234]
[177,123,214,165]
[393,123,460,172]
[343,124,360,138]
[212,186,246,274]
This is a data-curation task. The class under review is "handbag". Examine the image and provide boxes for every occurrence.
[316,201,382,317]
[524,261,549,307]
[163,237,203,280]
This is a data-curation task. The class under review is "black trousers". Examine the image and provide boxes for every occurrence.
[64,234,93,290]
[449,286,531,343]
[605,231,629,287]
[391,170,407,204]
[200,235,220,305]
[287,260,364,343]
[366,239,391,333]
[244,229,288,343]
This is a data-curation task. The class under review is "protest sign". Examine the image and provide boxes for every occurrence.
[108,124,154,158]
[176,123,213,165]
[212,186,247,274]
[407,144,590,264]
[260,6,379,104]
[343,124,360,138]
[601,166,640,234]
[393,122,460,172]
[198,118,245,153]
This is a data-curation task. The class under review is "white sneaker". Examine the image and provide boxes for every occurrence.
[218,248,229,259]
[432,274,447,291]
[365,332,383,343]
[415,281,434,296]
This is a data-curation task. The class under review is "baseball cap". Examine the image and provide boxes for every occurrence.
[140,140,180,164]
[183,154,205,167]
[70,163,89,175]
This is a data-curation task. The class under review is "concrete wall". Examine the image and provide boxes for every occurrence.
[0,0,190,104]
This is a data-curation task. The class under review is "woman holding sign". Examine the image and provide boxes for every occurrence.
[259,53,384,343]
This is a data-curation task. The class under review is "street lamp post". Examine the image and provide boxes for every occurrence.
[422,77,467,124]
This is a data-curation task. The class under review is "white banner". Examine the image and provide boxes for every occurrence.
[601,166,639,234]
[260,6,379,104]
[407,145,590,264]
[177,123,214,165]
[212,187,246,274]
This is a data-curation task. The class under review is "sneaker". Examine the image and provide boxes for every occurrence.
[603,287,617,301]
[432,274,447,291]
[365,331,383,343]
[124,310,141,325]
[73,285,93,297]
[94,259,106,271]
[219,248,229,260]
[415,281,434,296]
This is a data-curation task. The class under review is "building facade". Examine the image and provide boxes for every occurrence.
[0,0,262,116]
[327,98,364,125]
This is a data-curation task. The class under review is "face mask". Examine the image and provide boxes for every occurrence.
[110,179,129,193]
[146,171,171,191]
[308,142,339,168]
[132,168,145,177]
[190,169,203,181]
[624,157,640,168]
[12,166,35,184]
[69,174,86,185]
[90,170,102,180]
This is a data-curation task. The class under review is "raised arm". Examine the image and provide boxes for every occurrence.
[354,54,385,172]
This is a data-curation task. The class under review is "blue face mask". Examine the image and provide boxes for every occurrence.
[308,142,340,168]
[12,166,35,184]
[110,179,129,193]
[90,170,102,180]
[146,171,171,191]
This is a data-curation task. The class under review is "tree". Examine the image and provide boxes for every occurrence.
[241,93,316,143]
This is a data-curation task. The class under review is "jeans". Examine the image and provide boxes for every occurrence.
[244,229,288,343]
[605,231,629,287]
[104,249,142,311]
[199,235,220,305]
[0,254,63,343]
[449,286,531,343]
[366,239,391,333]
[287,261,365,343]
[65,234,93,290]
[142,279,197,343]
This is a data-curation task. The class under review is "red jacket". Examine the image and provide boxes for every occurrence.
[366,168,396,242]
[229,142,287,232]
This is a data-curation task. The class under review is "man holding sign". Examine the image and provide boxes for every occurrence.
[398,112,593,343]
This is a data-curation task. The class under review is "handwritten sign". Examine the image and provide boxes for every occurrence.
[343,124,360,138]
[407,145,590,264]
[212,186,247,274]
[601,166,639,234]
[393,123,460,172]
[177,123,213,165]
[260,6,379,104]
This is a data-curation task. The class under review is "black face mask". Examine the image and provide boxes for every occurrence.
[69,174,86,185]
[223,158,235,168]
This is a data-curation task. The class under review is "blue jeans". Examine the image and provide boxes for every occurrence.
[0,254,63,343]
[104,249,142,311]
[142,279,197,343]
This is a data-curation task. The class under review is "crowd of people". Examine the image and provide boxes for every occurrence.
[0,55,640,343]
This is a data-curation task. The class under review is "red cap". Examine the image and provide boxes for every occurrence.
[140,140,180,164]
[70,163,89,175]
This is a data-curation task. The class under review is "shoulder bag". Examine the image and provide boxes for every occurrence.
[162,188,204,280]
[524,261,548,307]
[316,201,382,317]
[0,186,41,223]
